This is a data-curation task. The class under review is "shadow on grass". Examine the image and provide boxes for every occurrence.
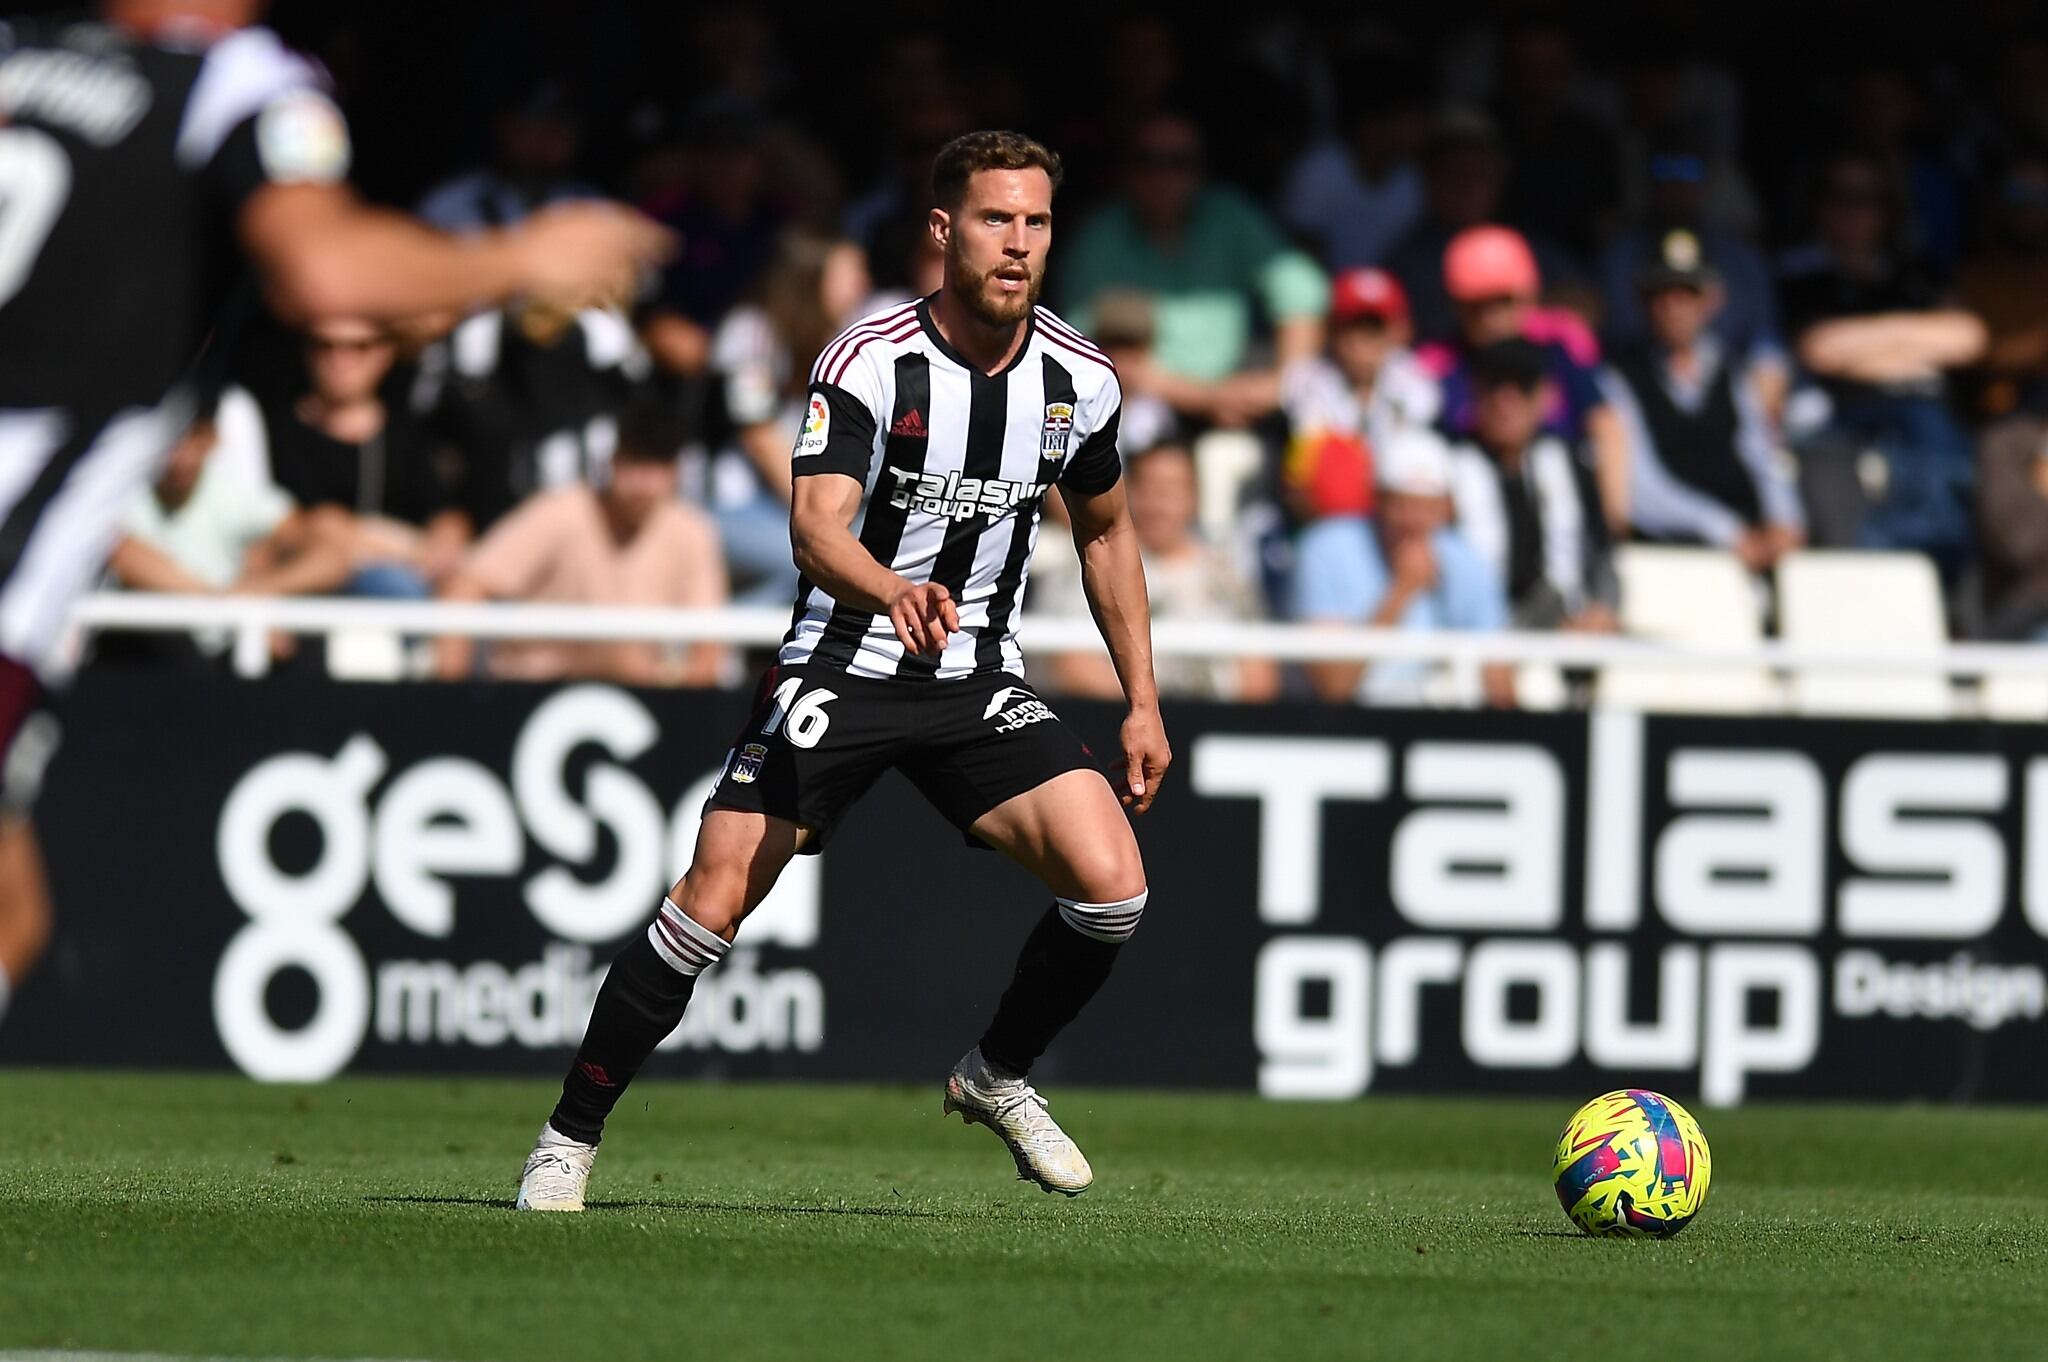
[362,1194,953,1219]
[1511,1229,1587,1239]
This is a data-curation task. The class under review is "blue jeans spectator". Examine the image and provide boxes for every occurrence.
[347,562,432,599]
[713,491,799,608]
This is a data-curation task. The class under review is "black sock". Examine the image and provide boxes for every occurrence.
[548,931,699,1144]
[978,905,1122,1077]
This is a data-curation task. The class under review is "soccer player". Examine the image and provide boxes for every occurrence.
[0,0,671,1026]
[519,131,1170,1209]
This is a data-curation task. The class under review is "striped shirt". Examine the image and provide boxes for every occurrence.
[780,296,1123,681]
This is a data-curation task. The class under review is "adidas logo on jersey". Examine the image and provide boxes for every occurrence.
[885,466,1050,522]
[889,409,927,438]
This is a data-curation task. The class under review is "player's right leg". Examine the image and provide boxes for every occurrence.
[518,810,804,1211]
[0,655,61,1030]
[519,662,893,1210]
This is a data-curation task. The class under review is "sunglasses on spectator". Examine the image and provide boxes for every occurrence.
[1825,184,1883,206]
[1131,149,1201,172]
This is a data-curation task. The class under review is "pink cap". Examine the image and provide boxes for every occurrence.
[1330,267,1409,324]
[1443,225,1540,302]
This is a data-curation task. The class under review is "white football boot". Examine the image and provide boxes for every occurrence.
[516,1123,597,1211]
[943,1047,1094,1196]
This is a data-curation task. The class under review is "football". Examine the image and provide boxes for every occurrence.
[1552,1089,1713,1238]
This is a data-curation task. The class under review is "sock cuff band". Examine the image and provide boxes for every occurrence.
[1056,890,1148,944]
[647,898,731,976]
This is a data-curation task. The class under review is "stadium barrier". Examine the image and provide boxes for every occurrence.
[7,667,2045,1106]
[64,590,2048,680]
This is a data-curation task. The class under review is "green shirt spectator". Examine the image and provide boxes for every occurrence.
[1062,186,1329,381]
[1058,113,1328,431]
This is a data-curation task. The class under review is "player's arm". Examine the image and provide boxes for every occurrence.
[239,183,672,328]
[1064,478,1171,814]
[789,473,956,656]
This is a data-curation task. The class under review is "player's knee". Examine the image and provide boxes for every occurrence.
[1057,888,1148,945]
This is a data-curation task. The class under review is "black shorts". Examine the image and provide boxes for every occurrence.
[706,663,1099,854]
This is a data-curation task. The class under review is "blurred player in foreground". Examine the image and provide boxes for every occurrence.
[0,0,671,1026]
[519,131,1169,1208]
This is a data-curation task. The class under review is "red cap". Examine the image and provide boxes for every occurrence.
[1329,267,1409,325]
[1443,225,1540,302]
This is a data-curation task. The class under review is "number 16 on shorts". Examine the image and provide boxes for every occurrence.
[762,677,837,749]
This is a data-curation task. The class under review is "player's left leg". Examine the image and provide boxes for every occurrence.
[942,767,1146,1195]
[901,673,1148,1195]
[968,767,1146,1073]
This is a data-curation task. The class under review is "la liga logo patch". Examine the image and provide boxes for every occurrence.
[795,395,831,458]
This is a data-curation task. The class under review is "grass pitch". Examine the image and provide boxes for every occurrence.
[1,1072,2043,1362]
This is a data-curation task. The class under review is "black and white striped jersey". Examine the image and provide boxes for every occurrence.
[0,20,347,676]
[779,297,1123,682]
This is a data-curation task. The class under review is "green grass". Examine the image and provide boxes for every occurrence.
[0,1073,2044,1362]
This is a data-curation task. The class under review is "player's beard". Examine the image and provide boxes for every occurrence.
[949,251,1041,329]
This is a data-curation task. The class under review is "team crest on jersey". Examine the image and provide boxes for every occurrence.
[730,743,769,784]
[795,395,830,458]
[1040,402,1075,460]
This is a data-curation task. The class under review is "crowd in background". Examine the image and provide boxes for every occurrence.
[91,1,2048,705]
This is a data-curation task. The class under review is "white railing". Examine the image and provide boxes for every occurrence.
[65,591,2048,686]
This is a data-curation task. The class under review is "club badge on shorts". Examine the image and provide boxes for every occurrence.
[730,742,769,784]
[1040,401,1074,461]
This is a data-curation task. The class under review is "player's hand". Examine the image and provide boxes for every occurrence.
[887,581,959,657]
[509,202,675,314]
[1117,703,1172,816]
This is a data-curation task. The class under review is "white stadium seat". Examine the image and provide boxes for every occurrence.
[1776,549,1952,718]
[1598,545,1777,713]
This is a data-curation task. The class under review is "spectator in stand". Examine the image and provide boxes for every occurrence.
[106,404,352,663]
[1446,339,1617,631]
[1490,16,1620,266]
[1420,226,1630,532]
[1290,427,1512,708]
[1976,413,2048,639]
[1061,111,1328,430]
[1604,230,1805,569]
[256,319,470,599]
[1279,267,1439,521]
[1278,57,1429,273]
[701,228,872,605]
[1088,291,1179,455]
[414,302,649,534]
[1384,109,1582,344]
[843,97,971,279]
[1598,134,1784,380]
[416,78,597,230]
[639,97,791,382]
[1838,58,1965,273]
[1035,442,1278,703]
[1779,149,1987,578]
[436,401,728,686]
[1956,153,2048,420]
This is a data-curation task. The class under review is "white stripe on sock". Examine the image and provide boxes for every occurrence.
[646,898,731,976]
[1056,891,1148,944]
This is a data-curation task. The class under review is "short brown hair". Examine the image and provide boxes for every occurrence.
[931,130,1064,209]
